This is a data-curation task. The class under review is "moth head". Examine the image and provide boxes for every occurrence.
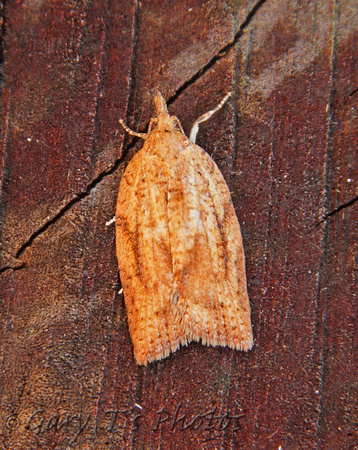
[154,91,168,115]
[154,92,181,133]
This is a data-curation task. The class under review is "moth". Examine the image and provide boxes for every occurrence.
[116,92,253,365]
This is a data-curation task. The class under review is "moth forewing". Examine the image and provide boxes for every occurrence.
[116,92,253,365]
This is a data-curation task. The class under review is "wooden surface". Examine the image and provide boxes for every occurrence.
[0,0,357,448]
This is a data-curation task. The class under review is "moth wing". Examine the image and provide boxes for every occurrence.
[168,142,253,351]
[116,136,184,365]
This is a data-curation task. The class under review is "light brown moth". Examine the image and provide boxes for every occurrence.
[116,92,253,365]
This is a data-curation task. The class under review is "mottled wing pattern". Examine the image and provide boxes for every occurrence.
[117,123,252,364]
[116,131,186,365]
[168,140,253,351]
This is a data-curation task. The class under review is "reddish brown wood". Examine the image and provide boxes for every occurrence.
[0,0,357,448]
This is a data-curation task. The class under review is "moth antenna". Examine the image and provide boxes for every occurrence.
[119,119,148,139]
[189,92,232,143]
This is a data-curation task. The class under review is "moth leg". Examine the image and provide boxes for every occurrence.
[171,116,185,134]
[189,92,232,143]
[119,119,148,139]
[105,216,116,226]
[147,118,158,135]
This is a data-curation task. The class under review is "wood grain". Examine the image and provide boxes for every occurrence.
[0,0,357,448]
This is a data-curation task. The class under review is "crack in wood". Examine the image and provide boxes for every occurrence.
[1,0,270,273]
[167,0,269,106]
[316,195,358,226]
[349,86,358,97]
[2,156,129,269]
